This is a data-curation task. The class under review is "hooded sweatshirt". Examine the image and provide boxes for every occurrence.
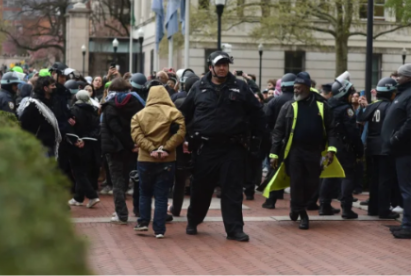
[131,86,186,162]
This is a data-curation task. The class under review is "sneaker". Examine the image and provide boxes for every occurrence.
[112,212,117,217]
[108,188,114,195]
[134,223,149,231]
[126,188,133,195]
[155,233,165,239]
[110,214,127,224]
[392,206,404,214]
[86,198,100,208]
[68,198,83,206]
[284,187,291,194]
[99,186,111,195]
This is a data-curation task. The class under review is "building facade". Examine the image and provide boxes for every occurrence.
[134,0,411,91]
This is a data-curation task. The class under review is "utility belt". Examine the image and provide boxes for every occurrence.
[188,132,261,155]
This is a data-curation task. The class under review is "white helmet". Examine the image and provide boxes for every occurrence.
[176,69,185,81]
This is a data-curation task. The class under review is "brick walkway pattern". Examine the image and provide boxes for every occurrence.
[74,193,411,275]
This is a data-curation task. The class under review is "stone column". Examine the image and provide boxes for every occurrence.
[66,2,91,76]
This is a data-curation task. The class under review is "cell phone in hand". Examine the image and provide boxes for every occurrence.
[360,90,365,97]
[236,70,243,76]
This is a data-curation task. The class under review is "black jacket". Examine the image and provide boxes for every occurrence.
[20,97,56,151]
[270,92,337,156]
[180,72,265,138]
[357,98,391,156]
[381,82,411,156]
[101,93,144,154]
[52,83,72,135]
[328,97,364,160]
[265,92,294,131]
[0,88,16,114]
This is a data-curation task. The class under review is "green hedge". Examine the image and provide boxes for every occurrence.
[0,116,90,274]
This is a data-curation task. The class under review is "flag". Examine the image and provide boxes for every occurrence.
[152,0,164,51]
[180,0,185,34]
[165,0,180,40]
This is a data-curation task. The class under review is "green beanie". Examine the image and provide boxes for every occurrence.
[12,66,23,73]
[39,69,51,77]
[105,81,112,89]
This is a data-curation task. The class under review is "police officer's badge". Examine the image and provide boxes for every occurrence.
[8,102,14,110]
[347,108,354,117]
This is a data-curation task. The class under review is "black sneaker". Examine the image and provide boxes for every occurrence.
[379,212,400,220]
[392,228,411,239]
[245,194,254,200]
[166,214,173,222]
[186,224,197,235]
[134,222,149,231]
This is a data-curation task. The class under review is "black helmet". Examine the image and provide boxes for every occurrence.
[376,77,397,93]
[49,62,68,75]
[331,71,353,99]
[207,51,233,66]
[280,73,296,92]
[77,80,87,90]
[180,69,195,83]
[184,75,200,93]
[130,73,147,89]
[64,79,79,94]
[1,72,24,85]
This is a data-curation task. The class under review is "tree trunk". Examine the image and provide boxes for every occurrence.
[335,35,348,77]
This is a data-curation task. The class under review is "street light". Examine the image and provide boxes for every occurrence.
[112,38,119,65]
[215,0,226,50]
[258,43,263,89]
[137,28,145,73]
[402,48,407,65]
[81,44,86,76]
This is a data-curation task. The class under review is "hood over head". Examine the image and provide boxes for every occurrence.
[146,85,175,107]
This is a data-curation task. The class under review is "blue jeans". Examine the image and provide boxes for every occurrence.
[137,162,175,234]
[395,155,411,229]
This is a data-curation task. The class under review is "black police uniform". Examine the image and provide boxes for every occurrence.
[320,97,364,215]
[180,71,265,236]
[357,98,397,217]
[381,81,411,231]
[0,88,16,114]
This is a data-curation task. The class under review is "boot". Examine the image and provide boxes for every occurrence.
[319,203,335,216]
[289,210,299,221]
[262,198,277,209]
[299,210,309,230]
[341,202,358,219]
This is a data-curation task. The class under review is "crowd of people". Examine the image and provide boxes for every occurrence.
[0,50,410,241]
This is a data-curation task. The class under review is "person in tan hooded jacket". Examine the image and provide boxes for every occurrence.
[130,85,186,238]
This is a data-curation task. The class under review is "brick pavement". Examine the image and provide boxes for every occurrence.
[73,193,411,275]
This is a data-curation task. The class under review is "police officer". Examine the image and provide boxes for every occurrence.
[171,68,196,102]
[130,73,148,100]
[319,72,363,219]
[381,64,411,239]
[180,51,265,241]
[357,77,399,220]
[0,72,22,114]
[262,73,296,208]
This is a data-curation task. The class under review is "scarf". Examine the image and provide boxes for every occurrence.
[18,97,62,160]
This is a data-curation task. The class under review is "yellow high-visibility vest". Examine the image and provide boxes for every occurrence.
[263,101,345,198]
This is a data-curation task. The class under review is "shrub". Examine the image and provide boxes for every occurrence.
[0,126,91,274]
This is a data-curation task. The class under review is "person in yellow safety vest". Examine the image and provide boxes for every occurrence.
[267,71,343,230]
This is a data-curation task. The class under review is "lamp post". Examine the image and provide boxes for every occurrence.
[81,44,86,76]
[137,28,145,73]
[258,43,263,89]
[215,0,226,51]
[402,48,407,65]
[112,38,119,65]
[364,0,373,103]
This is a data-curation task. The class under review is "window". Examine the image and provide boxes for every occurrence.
[284,51,305,75]
[360,0,385,19]
[204,48,218,74]
[372,54,382,88]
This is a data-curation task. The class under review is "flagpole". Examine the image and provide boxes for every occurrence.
[168,36,173,68]
[184,0,189,68]
[129,0,134,73]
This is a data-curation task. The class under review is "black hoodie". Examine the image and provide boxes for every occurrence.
[100,93,145,154]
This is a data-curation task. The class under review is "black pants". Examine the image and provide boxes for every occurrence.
[172,168,188,216]
[367,155,396,215]
[58,140,76,192]
[320,168,355,206]
[187,143,246,235]
[244,155,262,197]
[103,154,113,188]
[286,146,322,213]
[107,150,136,222]
[71,145,99,202]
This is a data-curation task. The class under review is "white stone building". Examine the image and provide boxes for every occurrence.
[133,0,411,91]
